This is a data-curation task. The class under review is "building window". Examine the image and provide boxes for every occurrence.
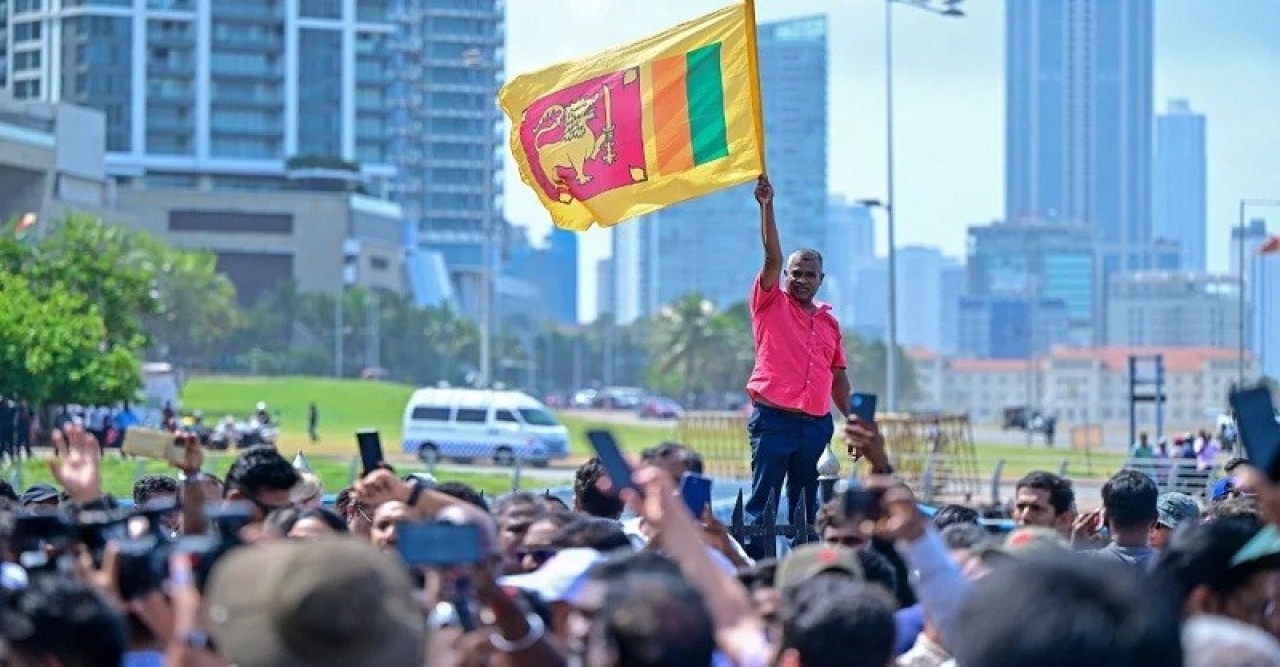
[370,256,389,270]
[13,21,42,41]
[12,50,41,71]
[299,0,339,18]
[13,79,41,99]
[14,0,43,14]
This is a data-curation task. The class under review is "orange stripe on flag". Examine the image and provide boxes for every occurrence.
[652,54,693,175]
[1260,235,1280,256]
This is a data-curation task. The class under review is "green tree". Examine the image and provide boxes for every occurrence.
[646,294,753,398]
[841,334,920,408]
[140,237,241,367]
[0,274,139,405]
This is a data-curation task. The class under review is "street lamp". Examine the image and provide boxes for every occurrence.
[1238,199,1280,386]
[874,0,964,412]
[465,47,497,387]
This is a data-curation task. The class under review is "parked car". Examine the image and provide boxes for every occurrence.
[638,397,684,420]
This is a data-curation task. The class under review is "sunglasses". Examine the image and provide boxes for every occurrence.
[517,547,558,566]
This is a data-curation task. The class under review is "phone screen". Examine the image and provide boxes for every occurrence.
[586,430,638,497]
[1230,386,1280,480]
[123,428,186,465]
[680,473,713,518]
[356,429,384,476]
[850,393,878,423]
[396,521,485,567]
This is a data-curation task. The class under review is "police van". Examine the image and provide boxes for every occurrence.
[400,388,570,466]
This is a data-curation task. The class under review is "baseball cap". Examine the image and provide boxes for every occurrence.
[774,543,864,590]
[19,484,60,506]
[987,526,1069,559]
[204,537,424,667]
[1157,492,1201,529]
[1211,477,1239,502]
[500,548,605,603]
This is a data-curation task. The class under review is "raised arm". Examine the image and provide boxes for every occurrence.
[756,175,782,290]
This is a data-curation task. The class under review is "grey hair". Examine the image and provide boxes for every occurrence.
[789,248,824,266]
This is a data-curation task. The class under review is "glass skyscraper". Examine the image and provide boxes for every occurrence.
[1,0,395,187]
[1005,0,1154,261]
[1153,99,1207,271]
[647,15,828,310]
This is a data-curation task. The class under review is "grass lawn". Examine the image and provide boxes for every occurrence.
[3,454,526,501]
[968,443,1128,481]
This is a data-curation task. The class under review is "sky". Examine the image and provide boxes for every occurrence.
[501,1,1280,323]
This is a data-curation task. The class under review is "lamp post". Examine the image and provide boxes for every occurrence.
[465,47,497,387]
[874,0,964,411]
[1238,199,1280,386]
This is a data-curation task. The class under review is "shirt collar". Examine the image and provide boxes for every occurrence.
[785,290,832,313]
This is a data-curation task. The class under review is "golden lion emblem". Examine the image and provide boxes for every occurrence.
[533,85,616,195]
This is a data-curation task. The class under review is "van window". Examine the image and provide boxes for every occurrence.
[411,406,450,421]
[495,410,519,423]
[455,408,488,423]
[518,408,558,426]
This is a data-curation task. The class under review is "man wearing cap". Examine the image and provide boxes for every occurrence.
[1150,492,1201,549]
[19,484,61,510]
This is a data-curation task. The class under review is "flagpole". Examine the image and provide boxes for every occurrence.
[743,0,767,173]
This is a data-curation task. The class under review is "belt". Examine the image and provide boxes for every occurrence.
[754,401,827,421]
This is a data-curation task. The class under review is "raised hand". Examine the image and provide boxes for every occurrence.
[754,174,774,206]
[50,424,103,503]
[173,432,203,476]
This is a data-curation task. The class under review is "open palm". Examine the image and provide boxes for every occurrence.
[49,425,103,503]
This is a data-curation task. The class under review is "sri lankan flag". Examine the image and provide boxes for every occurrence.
[499,1,766,231]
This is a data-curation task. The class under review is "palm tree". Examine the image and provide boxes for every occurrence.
[650,294,719,397]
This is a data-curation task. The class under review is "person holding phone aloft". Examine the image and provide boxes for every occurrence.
[743,174,851,557]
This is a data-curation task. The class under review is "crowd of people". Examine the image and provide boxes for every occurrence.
[0,416,1278,667]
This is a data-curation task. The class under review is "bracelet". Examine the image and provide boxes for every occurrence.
[180,471,205,484]
[488,613,545,653]
[406,479,425,508]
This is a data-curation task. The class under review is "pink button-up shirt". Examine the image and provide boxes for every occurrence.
[745,276,846,417]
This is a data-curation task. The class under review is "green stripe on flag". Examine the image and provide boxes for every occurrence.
[685,43,729,165]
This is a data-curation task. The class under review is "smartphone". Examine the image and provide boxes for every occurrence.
[395,521,486,567]
[356,429,384,476]
[1230,385,1280,480]
[680,472,713,518]
[850,393,878,423]
[123,428,187,466]
[839,478,884,522]
[586,430,638,497]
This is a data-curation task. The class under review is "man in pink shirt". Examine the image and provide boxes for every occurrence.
[743,174,851,554]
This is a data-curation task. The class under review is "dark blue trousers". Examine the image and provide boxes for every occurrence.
[744,403,833,552]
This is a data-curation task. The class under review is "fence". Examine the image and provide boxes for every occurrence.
[677,411,984,504]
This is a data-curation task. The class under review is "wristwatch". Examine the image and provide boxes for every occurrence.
[181,629,216,652]
[180,471,205,484]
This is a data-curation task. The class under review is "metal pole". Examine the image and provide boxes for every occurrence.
[334,288,343,378]
[884,0,900,412]
[1239,200,1247,388]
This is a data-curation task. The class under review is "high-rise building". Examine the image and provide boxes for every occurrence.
[896,246,944,352]
[939,259,965,356]
[387,0,505,321]
[957,295,1070,360]
[611,216,660,325]
[1233,219,1280,379]
[849,258,887,343]
[1005,0,1154,268]
[3,0,396,188]
[1153,99,1207,270]
[1104,271,1242,348]
[826,196,875,327]
[650,15,827,310]
[506,227,578,325]
[966,220,1096,345]
[596,257,615,319]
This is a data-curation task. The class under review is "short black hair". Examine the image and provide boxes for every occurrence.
[575,458,625,519]
[854,550,899,603]
[1223,457,1249,474]
[779,577,896,667]
[553,516,632,552]
[0,575,127,667]
[1101,470,1158,530]
[1015,471,1075,515]
[532,509,577,531]
[738,559,779,591]
[941,522,990,552]
[132,474,179,506]
[597,571,715,667]
[266,506,348,536]
[953,552,1181,667]
[588,550,682,584]
[436,481,490,513]
[224,445,300,498]
[1208,496,1262,523]
[495,491,544,516]
[0,480,17,502]
[932,503,981,530]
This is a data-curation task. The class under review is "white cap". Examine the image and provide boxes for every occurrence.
[499,548,604,603]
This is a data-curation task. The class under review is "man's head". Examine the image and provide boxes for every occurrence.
[0,576,127,667]
[815,499,870,551]
[954,552,1181,667]
[784,249,824,304]
[370,501,413,552]
[224,446,301,521]
[932,503,981,530]
[1151,492,1202,549]
[554,517,632,553]
[1153,518,1280,636]
[1013,471,1075,533]
[642,443,703,482]
[1102,470,1159,538]
[19,484,61,511]
[436,481,490,513]
[495,492,546,572]
[774,577,897,667]
[131,475,178,507]
[574,458,625,520]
